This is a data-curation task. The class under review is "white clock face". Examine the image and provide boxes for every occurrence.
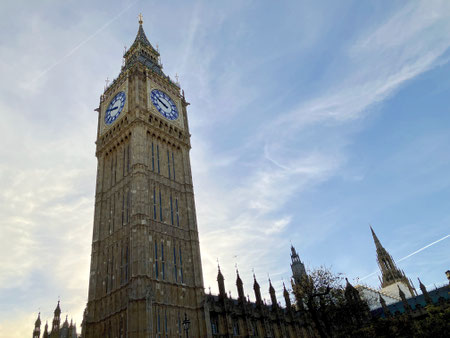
[151,89,179,120]
[105,91,126,125]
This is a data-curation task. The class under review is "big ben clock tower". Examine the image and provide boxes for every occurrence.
[84,16,207,337]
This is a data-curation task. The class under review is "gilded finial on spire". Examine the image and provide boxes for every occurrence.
[138,13,144,25]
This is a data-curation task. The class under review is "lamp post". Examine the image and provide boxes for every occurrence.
[182,313,190,338]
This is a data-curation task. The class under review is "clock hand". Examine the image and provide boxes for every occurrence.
[157,97,169,109]
[108,106,119,112]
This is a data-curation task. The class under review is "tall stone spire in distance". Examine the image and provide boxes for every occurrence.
[370,226,416,296]
[290,245,306,285]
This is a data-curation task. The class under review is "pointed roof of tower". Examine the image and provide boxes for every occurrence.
[370,225,383,250]
[54,301,61,315]
[132,16,157,53]
[35,312,41,327]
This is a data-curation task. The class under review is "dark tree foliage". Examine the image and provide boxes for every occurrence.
[293,267,450,337]
[292,267,371,338]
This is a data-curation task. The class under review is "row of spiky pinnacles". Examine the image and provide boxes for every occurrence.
[32,301,78,338]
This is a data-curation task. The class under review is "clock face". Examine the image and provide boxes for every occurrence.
[105,91,126,125]
[151,89,179,120]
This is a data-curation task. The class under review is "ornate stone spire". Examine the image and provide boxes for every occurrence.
[269,279,278,310]
[43,321,49,338]
[370,226,416,296]
[291,245,306,285]
[52,301,61,333]
[123,17,163,75]
[33,312,41,338]
[217,265,226,299]
[398,286,412,313]
[253,273,262,305]
[236,269,245,303]
[283,282,292,310]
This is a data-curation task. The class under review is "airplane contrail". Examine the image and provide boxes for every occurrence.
[30,0,138,85]
[359,234,449,282]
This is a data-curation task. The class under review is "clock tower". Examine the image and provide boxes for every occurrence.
[84,17,207,337]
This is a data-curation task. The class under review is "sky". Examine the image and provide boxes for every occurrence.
[0,0,449,336]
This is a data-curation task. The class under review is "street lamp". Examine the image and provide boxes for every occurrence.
[182,313,190,338]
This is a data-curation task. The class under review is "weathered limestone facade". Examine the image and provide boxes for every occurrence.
[84,20,206,337]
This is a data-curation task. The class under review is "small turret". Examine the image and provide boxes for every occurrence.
[379,295,390,317]
[217,265,226,300]
[269,279,278,310]
[236,269,245,304]
[418,278,433,305]
[283,283,291,310]
[51,301,61,333]
[253,274,262,305]
[32,312,41,338]
[43,322,49,338]
[398,286,412,313]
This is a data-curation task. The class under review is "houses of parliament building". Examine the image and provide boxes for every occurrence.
[31,17,448,338]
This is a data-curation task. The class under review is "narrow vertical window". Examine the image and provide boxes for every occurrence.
[167,150,171,178]
[114,154,117,183]
[126,190,131,223]
[159,190,163,222]
[170,195,174,225]
[112,195,115,232]
[173,246,177,282]
[127,144,131,173]
[125,245,129,282]
[175,198,179,227]
[121,192,125,225]
[179,247,183,283]
[172,152,176,181]
[157,309,161,333]
[157,144,160,174]
[111,253,114,290]
[164,310,168,334]
[153,187,157,220]
[122,147,125,177]
[120,245,123,284]
[108,198,112,234]
[151,142,155,171]
[161,242,165,280]
[155,241,159,279]
[110,156,113,187]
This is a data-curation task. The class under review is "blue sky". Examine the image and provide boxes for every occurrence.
[0,1,449,336]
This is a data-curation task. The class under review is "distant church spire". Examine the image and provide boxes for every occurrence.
[370,226,416,296]
[290,245,306,284]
